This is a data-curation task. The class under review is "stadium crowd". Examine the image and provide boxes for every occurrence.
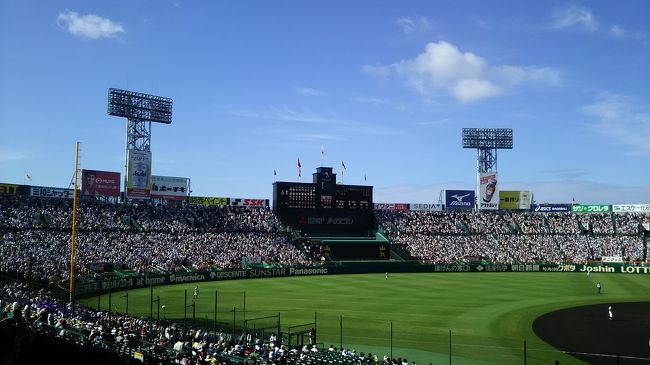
[1,196,648,284]
[377,210,647,264]
[1,194,648,364]
[1,281,420,365]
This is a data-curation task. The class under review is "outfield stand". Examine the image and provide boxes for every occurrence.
[376,210,648,264]
[1,195,648,283]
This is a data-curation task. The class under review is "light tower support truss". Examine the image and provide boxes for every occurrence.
[108,88,173,199]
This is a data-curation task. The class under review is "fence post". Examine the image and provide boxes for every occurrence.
[214,290,218,333]
[108,285,112,315]
[184,289,187,333]
[524,340,527,365]
[340,315,343,350]
[149,285,153,322]
[390,321,393,360]
[449,330,452,365]
[313,312,318,345]
[233,307,236,337]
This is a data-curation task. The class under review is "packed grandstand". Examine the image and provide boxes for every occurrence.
[1,193,648,364]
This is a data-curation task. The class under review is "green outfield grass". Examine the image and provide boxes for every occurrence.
[79,272,650,364]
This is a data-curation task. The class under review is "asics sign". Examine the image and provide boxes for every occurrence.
[445,190,475,210]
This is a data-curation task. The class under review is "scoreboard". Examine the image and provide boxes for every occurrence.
[273,167,374,235]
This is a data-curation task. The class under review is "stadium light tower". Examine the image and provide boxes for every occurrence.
[108,88,173,200]
[462,128,513,210]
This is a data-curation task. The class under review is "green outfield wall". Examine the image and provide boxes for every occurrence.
[75,261,650,297]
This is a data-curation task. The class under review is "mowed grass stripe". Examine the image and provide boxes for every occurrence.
[81,272,650,365]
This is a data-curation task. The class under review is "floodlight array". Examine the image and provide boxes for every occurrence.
[108,88,173,124]
[462,128,513,149]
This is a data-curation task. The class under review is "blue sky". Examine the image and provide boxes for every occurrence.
[1,1,649,204]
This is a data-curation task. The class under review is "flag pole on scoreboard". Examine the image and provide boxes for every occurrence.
[297,158,302,182]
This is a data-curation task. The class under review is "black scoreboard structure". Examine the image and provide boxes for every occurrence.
[273,167,388,260]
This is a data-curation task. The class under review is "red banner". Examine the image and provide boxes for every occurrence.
[82,170,121,197]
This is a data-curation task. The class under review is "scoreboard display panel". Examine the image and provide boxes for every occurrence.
[273,167,374,235]
[324,242,389,260]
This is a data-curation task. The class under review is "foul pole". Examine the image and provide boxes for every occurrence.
[69,141,80,304]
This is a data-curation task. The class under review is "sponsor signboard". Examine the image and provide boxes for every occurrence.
[189,196,228,206]
[30,186,73,199]
[478,172,499,210]
[229,198,269,207]
[409,203,443,211]
[499,190,532,210]
[519,191,532,210]
[82,170,120,197]
[612,204,650,213]
[74,263,650,296]
[532,203,571,212]
[126,150,152,199]
[374,203,409,211]
[241,256,262,265]
[151,175,189,200]
[499,191,519,210]
[571,204,611,213]
[444,190,475,210]
[0,183,23,195]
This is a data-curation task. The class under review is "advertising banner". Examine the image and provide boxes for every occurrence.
[571,204,611,213]
[444,190,475,210]
[499,191,532,210]
[126,150,152,199]
[0,183,27,195]
[374,203,409,211]
[409,203,443,211]
[82,170,120,197]
[499,191,520,210]
[30,186,73,199]
[189,196,228,206]
[532,204,572,212]
[74,262,650,296]
[478,172,499,210]
[151,175,189,200]
[229,198,269,207]
[519,191,532,210]
[612,204,650,213]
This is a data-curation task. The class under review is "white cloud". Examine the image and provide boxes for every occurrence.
[384,41,560,103]
[57,10,125,39]
[296,87,324,96]
[581,93,650,156]
[396,16,432,34]
[361,64,390,78]
[452,79,501,103]
[351,96,411,112]
[609,25,627,38]
[550,5,598,31]
[0,148,28,162]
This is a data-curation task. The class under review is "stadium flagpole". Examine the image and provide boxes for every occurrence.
[69,141,80,305]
